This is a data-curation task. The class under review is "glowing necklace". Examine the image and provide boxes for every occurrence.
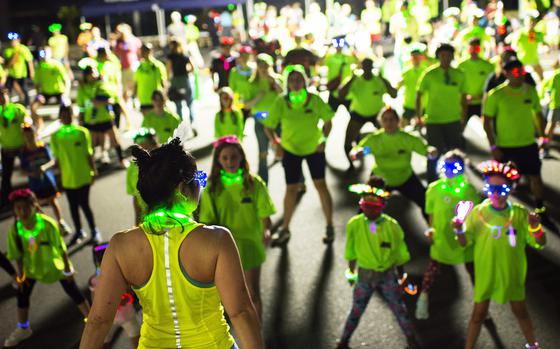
[440,175,467,195]
[17,214,44,253]
[142,193,195,234]
[220,169,243,186]
[478,201,516,247]
[288,89,307,107]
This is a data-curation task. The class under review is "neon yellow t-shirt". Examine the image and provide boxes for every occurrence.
[134,222,235,349]
[34,59,68,95]
[199,173,275,270]
[418,65,466,124]
[229,66,253,103]
[0,103,27,149]
[266,93,335,156]
[345,213,410,271]
[347,74,387,116]
[50,124,94,189]
[7,213,71,283]
[247,76,281,118]
[214,110,244,140]
[3,44,33,79]
[513,30,544,66]
[464,200,544,304]
[401,65,426,109]
[425,176,480,265]
[97,59,121,102]
[457,57,494,105]
[325,52,357,98]
[358,130,427,187]
[134,58,167,106]
[483,82,541,147]
[546,69,560,109]
[142,108,181,144]
[48,34,69,60]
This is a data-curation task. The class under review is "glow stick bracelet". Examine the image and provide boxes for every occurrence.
[344,268,358,283]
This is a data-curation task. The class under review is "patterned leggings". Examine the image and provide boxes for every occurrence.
[420,259,475,293]
[340,270,414,342]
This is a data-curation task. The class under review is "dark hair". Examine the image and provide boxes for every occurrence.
[503,59,523,72]
[367,175,386,190]
[377,106,400,125]
[209,142,253,194]
[132,138,197,210]
[59,104,73,117]
[151,89,166,101]
[436,43,455,56]
[442,149,466,163]
[469,38,481,46]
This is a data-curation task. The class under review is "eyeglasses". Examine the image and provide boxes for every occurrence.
[484,183,511,197]
[438,160,464,177]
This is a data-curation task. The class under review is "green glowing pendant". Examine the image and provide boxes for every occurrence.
[288,89,307,108]
[220,169,243,186]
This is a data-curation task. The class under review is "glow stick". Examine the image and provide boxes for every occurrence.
[455,201,473,224]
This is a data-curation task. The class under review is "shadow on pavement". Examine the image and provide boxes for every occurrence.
[265,246,290,349]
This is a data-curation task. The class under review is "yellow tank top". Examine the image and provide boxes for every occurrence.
[133,221,235,349]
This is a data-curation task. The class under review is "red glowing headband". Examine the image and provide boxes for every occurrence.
[510,66,526,77]
[213,135,240,149]
[478,160,520,181]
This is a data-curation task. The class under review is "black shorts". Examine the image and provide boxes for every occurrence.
[402,107,416,120]
[32,184,58,200]
[84,121,114,132]
[350,110,379,127]
[466,104,482,119]
[328,94,350,111]
[498,143,541,176]
[282,149,326,184]
[5,77,26,90]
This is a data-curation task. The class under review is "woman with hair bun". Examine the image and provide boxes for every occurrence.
[80,137,263,349]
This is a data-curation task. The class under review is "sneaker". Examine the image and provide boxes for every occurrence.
[335,339,350,349]
[59,220,72,237]
[271,229,291,247]
[90,228,103,244]
[4,326,32,347]
[67,230,87,248]
[323,226,335,244]
[415,296,429,320]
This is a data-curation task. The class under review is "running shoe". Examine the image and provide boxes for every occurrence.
[323,225,335,244]
[59,220,72,237]
[90,228,103,244]
[335,339,350,349]
[415,297,429,320]
[67,229,87,248]
[271,229,291,247]
[4,326,32,347]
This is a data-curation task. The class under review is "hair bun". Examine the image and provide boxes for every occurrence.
[131,145,151,169]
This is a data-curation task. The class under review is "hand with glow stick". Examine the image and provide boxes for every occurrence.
[452,201,473,245]
[398,272,418,296]
[344,268,358,285]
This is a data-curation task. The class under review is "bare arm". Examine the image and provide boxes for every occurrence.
[322,120,332,138]
[482,115,496,148]
[381,76,397,98]
[416,91,423,118]
[166,60,173,79]
[215,230,264,349]
[338,75,355,100]
[533,111,545,138]
[79,236,129,349]
[461,93,468,126]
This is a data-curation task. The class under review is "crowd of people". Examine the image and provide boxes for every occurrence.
[1,0,560,348]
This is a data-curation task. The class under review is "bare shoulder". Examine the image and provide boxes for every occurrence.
[110,227,145,246]
[190,224,232,244]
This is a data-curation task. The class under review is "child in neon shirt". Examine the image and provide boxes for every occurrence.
[337,179,419,349]
[88,242,140,347]
[455,160,546,349]
[199,135,275,319]
[4,189,89,348]
[415,150,480,319]
[214,87,244,141]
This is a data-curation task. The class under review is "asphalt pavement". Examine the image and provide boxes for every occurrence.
[1,58,560,349]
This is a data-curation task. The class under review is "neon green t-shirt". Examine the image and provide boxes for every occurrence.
[83,101,115,125]
[546,69,560,110]
[457,57,494,105]
[48,34,69,60]
[50,124,94,189]
[457,26,491,48]
[425,176,480,265]
[247,76,281,119]
[358,130,427,187]
[347,74,387,116]
[265,93,334,156]
[483,82,541,147]
[229,66,253,103]
[142,108,181,144]
[7,213,71,283]
[134,58,167,106]
[325,52,357,98]
[3,44,33,79]
[199,173,276,270]
[0,103,27,149]
[418,65,466,124]
[214,110,244,140]
[345,213,410,271]
[464,200,544,304]
[513,30,544,66]
[77,80,102,115]
[34,59,68,95]
[97,59,121,102]
[401,65,425,109]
